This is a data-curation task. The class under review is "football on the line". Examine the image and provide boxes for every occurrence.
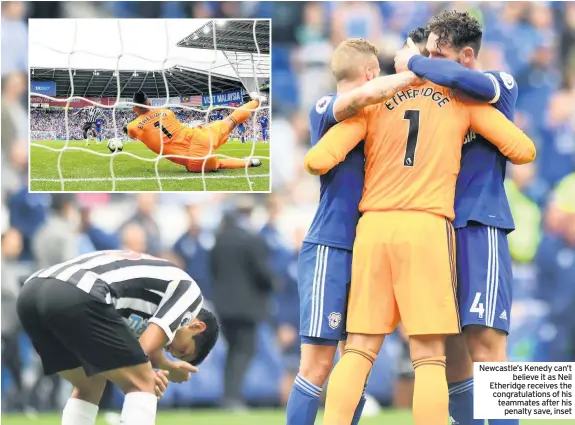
[107,138,124,153]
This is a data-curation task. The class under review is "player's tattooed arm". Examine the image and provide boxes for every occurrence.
[333,71,423,122]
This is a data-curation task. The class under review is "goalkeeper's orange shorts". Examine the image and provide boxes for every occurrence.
[346,210,461,336]
[163,121,230,172]
[179,121,230,172]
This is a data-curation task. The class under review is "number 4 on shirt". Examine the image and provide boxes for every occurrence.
[470,291,485,319]
[403,110,420,167]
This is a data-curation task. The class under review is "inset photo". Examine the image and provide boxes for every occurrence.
[29,18,270,192]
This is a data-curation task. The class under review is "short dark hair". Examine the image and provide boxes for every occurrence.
[190,308,220,366]
[407,27,427,46]
[133,91,149,105]
[427,10,483,57]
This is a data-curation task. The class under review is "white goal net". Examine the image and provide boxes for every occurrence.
[28,18,270,192]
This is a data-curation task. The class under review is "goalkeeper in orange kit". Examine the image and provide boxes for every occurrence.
[124,91,263,172]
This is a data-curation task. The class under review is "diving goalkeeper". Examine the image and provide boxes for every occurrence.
[124,91,263,172]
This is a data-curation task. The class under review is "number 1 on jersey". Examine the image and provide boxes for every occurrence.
[403,110,420,167]
[154,121,173,139]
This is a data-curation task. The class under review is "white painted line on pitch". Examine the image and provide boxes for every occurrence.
[31,174,269,182]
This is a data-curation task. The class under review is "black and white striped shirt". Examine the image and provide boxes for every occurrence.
[25,250,203,343]
[85,107,100,123]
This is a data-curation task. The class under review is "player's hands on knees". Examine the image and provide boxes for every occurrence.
[167,361,198,383]
[154,369,169,400]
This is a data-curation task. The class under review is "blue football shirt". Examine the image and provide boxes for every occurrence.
[259,115,269,128]
[303,94,365,251]
[454,71,519,232]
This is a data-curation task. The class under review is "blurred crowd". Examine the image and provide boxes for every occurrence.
[29,107,270,141]
[2,0,575,415]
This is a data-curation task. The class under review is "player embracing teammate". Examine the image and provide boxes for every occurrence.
[287,38,432,425]
[300,10,536,425]
[394,11,525,425]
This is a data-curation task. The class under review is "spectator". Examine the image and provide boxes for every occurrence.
[7,190,49,261]
[292,2,333,111]
[120,193,161,255]
[210,197,274,412]
[505,163,542,263]
[1,228,27,411]
[1,2,28,76]
[79,207,120,252]
[537,90,575,188]
[121,222,148,253]
[535,209,575,361]
[1,72,28,155]
[32,194,79,268]
[172,204,214,300]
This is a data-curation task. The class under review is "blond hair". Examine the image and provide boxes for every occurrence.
[331,38,379,82]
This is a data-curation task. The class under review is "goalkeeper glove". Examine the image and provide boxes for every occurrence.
[250,92,267,104]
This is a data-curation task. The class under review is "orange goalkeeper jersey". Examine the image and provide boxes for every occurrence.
[304,83,536,220]
[127,108,187,156]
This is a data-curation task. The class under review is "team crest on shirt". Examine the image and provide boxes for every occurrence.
[500,72,515,89]
[328,312,342,329]
[179,312,194,328]
[316,96,333,114]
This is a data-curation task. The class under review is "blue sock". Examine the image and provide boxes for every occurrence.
[488,420,519,425]
[286,374,322,425]
[449,377,484,425]
[351,387,367,425]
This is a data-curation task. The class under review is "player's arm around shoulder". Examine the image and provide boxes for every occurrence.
[304,111,368,175]
[332,71,423,122]
[466,103,536,165]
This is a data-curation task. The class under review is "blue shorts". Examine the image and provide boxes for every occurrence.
[297,242,351,343]
[95,127,102,135]
[456,224,513,333]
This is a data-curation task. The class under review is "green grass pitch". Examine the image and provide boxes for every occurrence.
[29,139,270,192]
[1,409,568,425]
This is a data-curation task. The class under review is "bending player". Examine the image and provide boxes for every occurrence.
[395,11,521,425]
[74,106,99,146]
[287,37,425,425]
[17,250,220,425]
[124,91,263,172]
[305,57,535,425]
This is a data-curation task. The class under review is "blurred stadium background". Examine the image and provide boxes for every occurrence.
[1,1,574,424]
